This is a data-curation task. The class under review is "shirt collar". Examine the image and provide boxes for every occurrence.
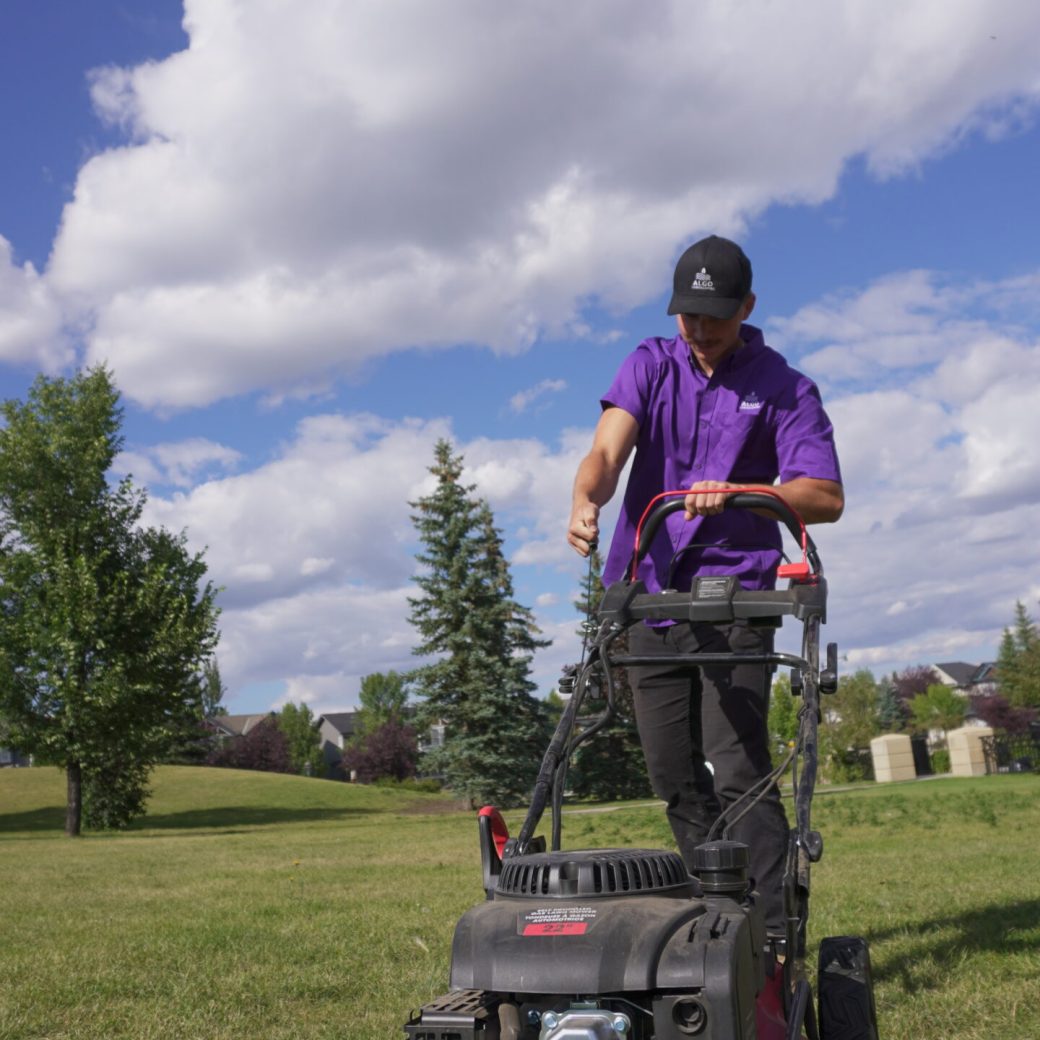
[671,323,765,376]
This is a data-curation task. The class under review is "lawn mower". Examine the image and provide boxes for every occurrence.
[404,491,879,1040]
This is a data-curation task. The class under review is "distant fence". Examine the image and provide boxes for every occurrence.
[980,733,1040,775]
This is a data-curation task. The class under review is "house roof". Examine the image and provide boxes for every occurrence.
[934,662,978,687]
[970,661,998,685]
[318,712,358,737]
[208,713,273,736]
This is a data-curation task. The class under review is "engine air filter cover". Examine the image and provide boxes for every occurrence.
[495,847,692,900]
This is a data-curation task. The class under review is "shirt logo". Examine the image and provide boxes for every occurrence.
[691,267,715,291]
[739,392,763,412]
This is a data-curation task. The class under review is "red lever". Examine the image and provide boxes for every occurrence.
[478,805,509,860]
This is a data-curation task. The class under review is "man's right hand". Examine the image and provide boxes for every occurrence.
[566,406,639,559]
[567,501,600,557]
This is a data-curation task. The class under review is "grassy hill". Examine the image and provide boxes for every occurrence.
[0,763,457,832]
[1,766,1039,1039]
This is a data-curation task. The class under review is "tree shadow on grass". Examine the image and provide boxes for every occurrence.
[859,897,1040,995]
[132,805,382,830]
[0,806,65,834]
[0,804,380,836]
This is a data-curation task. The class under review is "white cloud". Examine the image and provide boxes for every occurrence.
[509,378,567,415]
[139,411,596,704]
[121,259,1040,706]
[769,268,1040,674]
[0,237,68,369]
[31,0,1040,407]
[116,436,242,488]
[143,413,455,608]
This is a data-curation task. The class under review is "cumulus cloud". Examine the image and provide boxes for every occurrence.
[138,410,602,707]
[771,269,1040,672]
[31,0,1040,407]
[116,436,242,488]
[0,237,68,369]
[142,413,456,608]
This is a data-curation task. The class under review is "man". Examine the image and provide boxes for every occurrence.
[567,235,843,937]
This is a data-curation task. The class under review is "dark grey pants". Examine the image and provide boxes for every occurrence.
[627,620,788,933]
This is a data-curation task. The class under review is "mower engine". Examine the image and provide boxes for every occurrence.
[406,842,769,1040]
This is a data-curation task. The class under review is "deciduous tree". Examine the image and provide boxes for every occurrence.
[343,719,419,783]
[969,690,1037,736]
[819,669,882,782]
[768,672,800,749]
[354,670,409,736]
[207,715,290,774]
[0,368,220,834]
[278,701,325,776]
[909,683,966,744]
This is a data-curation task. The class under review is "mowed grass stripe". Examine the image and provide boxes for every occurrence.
[2,766,1038,1040]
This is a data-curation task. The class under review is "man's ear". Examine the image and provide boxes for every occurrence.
[741,292,757,320]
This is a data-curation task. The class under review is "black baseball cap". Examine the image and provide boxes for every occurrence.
[667,235,753,318]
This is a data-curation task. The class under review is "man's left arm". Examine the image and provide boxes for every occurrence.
[686,374,844,523]
[683,477,843,522]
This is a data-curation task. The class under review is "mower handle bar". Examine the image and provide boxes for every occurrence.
[630,490,821,579]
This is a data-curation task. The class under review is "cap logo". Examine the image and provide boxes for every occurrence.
[691,267,715,292]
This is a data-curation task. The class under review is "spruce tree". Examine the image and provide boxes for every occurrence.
[566,549,652,802]
[408,440,550,807]
[997,601,1040,708]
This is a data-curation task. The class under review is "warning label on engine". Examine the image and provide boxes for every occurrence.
[520,906,596,936]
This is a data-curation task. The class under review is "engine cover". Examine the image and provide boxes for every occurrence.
[449,848,765,1011]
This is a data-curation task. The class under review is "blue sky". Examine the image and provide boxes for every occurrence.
[3,1,1040,715]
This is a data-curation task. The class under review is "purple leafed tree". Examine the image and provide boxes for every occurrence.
[207,716,292,774]
[343,720,419,783]
[969,692,1038,736]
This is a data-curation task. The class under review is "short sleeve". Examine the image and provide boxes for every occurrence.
[600,344,657,427]
[774,378,843,484]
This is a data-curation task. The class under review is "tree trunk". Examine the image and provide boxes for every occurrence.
[65,761,82,837]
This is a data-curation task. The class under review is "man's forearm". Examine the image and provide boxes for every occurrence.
[772,477,844,524]
[572,453,623,511]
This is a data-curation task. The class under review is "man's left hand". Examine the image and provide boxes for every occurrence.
[684,480,740,519]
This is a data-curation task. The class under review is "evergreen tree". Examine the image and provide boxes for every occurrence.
[408,440,550,807]
[876,683,909,732]
[0,368,220,834]
[201,659,228,718]
[164,656,228,764]
[566,548,651,801]
[996,601,1040,708]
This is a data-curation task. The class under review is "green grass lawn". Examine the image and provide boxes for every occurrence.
[1,766,1038,1039]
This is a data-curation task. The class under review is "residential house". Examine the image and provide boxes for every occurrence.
[317,712,359,776]
[932,662,978,693]
[207,713,275,738]
[0,746,31,767]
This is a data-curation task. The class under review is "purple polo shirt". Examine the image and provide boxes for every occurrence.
[601,324,841,593]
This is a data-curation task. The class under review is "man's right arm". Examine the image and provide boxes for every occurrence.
[567,407,639,556]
